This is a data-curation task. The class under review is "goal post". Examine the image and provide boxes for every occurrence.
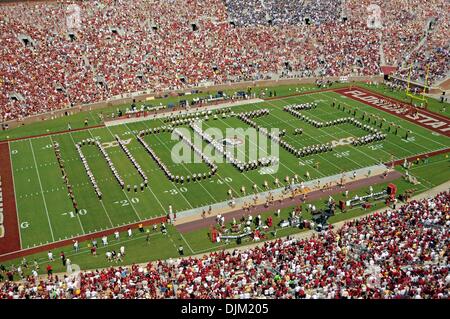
[405,64,430,106]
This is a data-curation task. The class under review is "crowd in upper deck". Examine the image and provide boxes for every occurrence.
[0,0,448,122]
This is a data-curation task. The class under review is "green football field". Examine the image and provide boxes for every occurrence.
[8,89,450,250]
[2,151,449,275]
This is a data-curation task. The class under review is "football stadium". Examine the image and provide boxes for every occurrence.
[0,0,449,303]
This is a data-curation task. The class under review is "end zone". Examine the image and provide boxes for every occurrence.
[336,87,450,137]
[0,142,21,255]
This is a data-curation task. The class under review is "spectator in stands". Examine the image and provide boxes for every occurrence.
[0,192,448,299]
[0,0,447,123]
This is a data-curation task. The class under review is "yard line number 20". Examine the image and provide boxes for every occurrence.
[114,197,140,207]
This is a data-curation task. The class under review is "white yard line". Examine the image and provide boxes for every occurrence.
[179,233,195,254]
[413,174,435,188]
[28,139,55,242]
[99,200,115,227]
[88,111,97,126]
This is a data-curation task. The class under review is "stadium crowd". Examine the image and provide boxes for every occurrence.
[394,21,450,84]
[0,0,448,122]
[0,191,448,299]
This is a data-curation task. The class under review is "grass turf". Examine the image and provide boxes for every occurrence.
[1,82,447,141]
[1,152,448,277]
[8,89,450,250]
[0,83,329,141]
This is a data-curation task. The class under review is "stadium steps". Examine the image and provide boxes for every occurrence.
[379,41,386,66]
[400,34,428,70]
[399,18,433,68]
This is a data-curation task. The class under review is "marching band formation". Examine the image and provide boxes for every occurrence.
[283,102,318,111]
[190,120,279,173]
[164,108,233,127]
[284,102,387,150]
[137,126,176,182]
[172,128,218,181]
[236,108,333,159]
[115,135,148,186]
[53,141,79,212]
[137,126,217,184]
[352,132,387,146]
[75,140,103,199]
[93,139,125,190]
[69,102,388,199]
